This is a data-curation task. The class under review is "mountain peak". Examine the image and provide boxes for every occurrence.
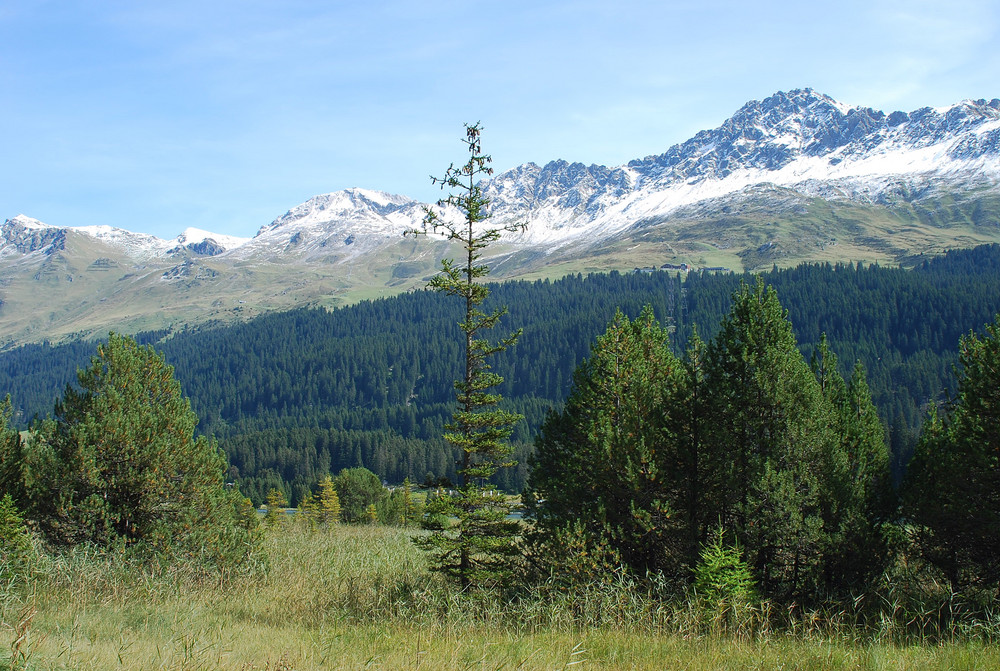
[2,215,65,255]
[6,214,51,230]
[256,188,419,238]
[754,88,854,117]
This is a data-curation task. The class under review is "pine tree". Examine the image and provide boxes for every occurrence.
[678,329,709,571]
[905,313,1000,587]
[333,467,384,523]
[811,338,892,590]
[0,395,23,503]
[0,493,31,566]
[316,474,342,526]
[694,526,758,605]
[409,123,524,589]
[526,308,690,578]
[297,489,318,529]
[703,279,835,599]
[401,476,418,526]
[18,333,261,570]
[264,487,288,526]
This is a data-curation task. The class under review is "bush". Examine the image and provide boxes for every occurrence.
[334,467,385,523]
[0,494,31,562]
[0,493,37,598]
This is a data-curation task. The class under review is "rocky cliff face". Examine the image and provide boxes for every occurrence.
[629,89,1000,181]
[1,216,67,255]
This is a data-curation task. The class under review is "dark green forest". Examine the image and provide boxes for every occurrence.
[3,244,1000,504]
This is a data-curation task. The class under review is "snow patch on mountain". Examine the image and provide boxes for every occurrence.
[175,227,250,249]
[71,225,176,258]
[7,214,49,230]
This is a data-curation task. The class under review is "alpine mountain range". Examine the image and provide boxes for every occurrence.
[3,88,1000,346]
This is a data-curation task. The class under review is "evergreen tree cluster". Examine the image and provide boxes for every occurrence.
[526,269,1000,597]
[526,281,891,601]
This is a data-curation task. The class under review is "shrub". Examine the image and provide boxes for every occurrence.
[0,494,31,562]
[694,526,758,605]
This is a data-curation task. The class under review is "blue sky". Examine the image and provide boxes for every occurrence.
[2,0,998,239]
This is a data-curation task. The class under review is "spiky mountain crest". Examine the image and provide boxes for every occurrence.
[483,89,1000,240]
[3,89,1000,345]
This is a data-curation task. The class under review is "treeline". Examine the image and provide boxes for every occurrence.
[2,244,1000,502]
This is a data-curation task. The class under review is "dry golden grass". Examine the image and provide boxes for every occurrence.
[2,523,998,670]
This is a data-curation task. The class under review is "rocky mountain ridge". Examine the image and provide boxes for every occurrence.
[3,88,1000,346]
[482,90,1000,245]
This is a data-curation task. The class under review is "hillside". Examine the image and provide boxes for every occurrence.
[4,245,1000,502]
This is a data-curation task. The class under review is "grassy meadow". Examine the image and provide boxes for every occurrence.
[3,521,999,670]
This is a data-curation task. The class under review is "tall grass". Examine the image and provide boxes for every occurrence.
[2,522,998,670]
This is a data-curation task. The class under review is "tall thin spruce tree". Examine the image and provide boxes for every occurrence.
[409,122,524,589]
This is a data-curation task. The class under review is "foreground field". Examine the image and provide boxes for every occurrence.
[2,524,998,670]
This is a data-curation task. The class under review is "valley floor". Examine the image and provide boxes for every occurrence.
[3,524,997,670]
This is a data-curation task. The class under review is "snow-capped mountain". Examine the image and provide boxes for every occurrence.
[3,88,1000,345]
[7,89,999,261]
[0,215,67,255]
[0,214,250,260]
[232,188,432,261]
[482,89,1000,246]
